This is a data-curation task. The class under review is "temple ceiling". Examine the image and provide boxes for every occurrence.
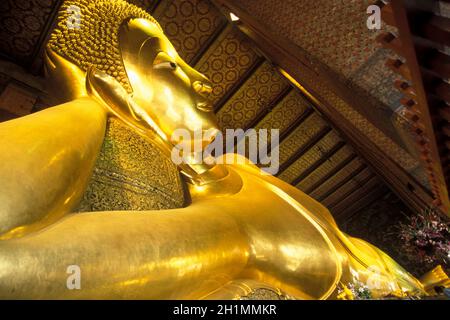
[1,0,435,221]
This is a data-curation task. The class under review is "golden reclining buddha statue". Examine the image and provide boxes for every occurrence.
[0,0,441,299]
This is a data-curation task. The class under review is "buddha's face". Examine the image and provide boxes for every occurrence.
[118,18,219,149]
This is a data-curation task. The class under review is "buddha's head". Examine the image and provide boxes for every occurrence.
[46,0,219,176]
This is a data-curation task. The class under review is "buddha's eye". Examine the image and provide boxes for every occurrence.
[153,52,177,71]
[153,61,177,70]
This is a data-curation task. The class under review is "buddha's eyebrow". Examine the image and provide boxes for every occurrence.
[139,37,166,63]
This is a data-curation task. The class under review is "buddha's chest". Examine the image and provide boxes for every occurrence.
[77,118,186,212]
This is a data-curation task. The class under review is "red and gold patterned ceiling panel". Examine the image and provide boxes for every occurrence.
[195,25,260,106]
[278,131,344,183]
[216,61,289,130]
[239,0,379,78]
[154,0,226,63]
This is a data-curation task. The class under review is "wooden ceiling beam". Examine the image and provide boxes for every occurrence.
[324,169,375,208]
[264,106,314,155]
[190,19,229,66]
[318,164,368,203]
[279,107,314,143]
[29,0,64,74]
[334,182,389,223]
[303,153,357,194]
[291,141,346,186]
[148,0,164,13]
[231,85,291,153]
[213,56,264,113]
[277,126,332,175]
[244,85,292,130]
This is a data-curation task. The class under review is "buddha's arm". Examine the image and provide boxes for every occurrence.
[0,97,107,238]
[0,207,249,299]
[0,161,340,300]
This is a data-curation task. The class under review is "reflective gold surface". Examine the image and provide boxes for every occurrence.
[0,0,436,299]
[0,97,106,239]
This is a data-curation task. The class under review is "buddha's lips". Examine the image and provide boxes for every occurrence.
[196,102,214,112]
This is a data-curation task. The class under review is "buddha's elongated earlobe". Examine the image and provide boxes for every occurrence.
[85,66,205,183]
[85,65,171,142]
[86,66,140,122]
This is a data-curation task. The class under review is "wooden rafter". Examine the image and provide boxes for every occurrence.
[244,85,292,130]
[334,183,389,223]
[318,164,368,203]
[277,127,332,175]
[291,141,346,186]
[303,153,357,194]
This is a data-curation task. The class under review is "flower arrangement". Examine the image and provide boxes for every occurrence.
[396,208,450,268]
[337,281,372,300]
